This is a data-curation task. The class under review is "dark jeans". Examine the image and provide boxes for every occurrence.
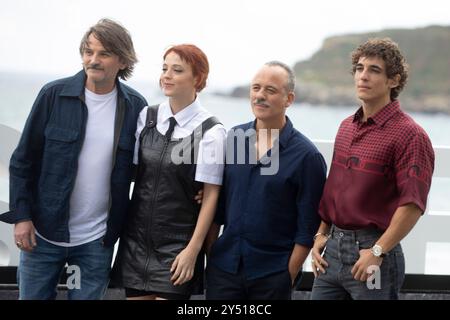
[205,261,292,300]
[311,225,405,300]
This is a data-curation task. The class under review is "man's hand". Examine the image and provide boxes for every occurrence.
[311,234,329,277]
[351,249,383,282]
[194,189,203,204]
[14,221,37,252]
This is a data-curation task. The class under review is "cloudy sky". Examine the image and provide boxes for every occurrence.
[1,0,449,90]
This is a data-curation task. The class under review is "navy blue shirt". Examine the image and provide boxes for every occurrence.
[209,117,326,280]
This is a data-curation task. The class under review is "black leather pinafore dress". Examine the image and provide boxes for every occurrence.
[112,105,220,296]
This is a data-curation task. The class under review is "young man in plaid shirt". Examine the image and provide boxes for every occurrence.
[311,38,434,300]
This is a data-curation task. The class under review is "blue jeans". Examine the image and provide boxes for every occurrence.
[18,236,114,300]
[311,225,405,300]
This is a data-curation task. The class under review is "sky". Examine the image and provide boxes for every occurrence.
[1,0,449,91]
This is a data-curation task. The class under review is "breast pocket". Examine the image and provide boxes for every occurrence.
[117,135,135,166]
[40,126,79,184]
[44,125,79,155]
[42,126,79,172]
[113,136,135,182]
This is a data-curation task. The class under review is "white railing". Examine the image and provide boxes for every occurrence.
[1,125,449,274]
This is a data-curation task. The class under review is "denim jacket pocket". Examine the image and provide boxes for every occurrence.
[41,126,79,178]
[45,125,79,142]
[44,125,79,155]
[113,136,135,182]
[116,135,134,163]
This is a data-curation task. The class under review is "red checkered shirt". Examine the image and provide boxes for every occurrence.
[319,100,435,230]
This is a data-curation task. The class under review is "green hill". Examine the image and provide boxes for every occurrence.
[293,25,450,113]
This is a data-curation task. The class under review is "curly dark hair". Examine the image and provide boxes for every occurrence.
[351,38,408,100]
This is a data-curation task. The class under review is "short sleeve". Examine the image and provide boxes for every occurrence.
[395,129,435,212]
[195,124,227,185]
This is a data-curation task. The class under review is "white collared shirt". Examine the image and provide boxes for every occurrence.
[134,98,226,185]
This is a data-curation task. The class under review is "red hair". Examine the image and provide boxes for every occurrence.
[163,44,209,92]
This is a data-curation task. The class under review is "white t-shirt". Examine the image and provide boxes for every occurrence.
[37,87,116,247]
[134,98,226,185]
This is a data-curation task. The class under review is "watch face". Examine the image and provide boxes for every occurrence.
[372,245,382,257]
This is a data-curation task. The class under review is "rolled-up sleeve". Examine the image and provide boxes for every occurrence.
[294,151,327,247]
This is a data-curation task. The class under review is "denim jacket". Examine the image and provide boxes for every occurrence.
[0,70,147,246]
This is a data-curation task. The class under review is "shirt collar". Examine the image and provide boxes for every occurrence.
[353,100,400,127]
[278,116,293,148]
[159,96,202,127]
[247,116,294,149]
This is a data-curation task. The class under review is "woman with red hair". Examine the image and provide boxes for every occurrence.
[113,44,226,300]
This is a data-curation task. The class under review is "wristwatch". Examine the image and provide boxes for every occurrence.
[371,244,386,258]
